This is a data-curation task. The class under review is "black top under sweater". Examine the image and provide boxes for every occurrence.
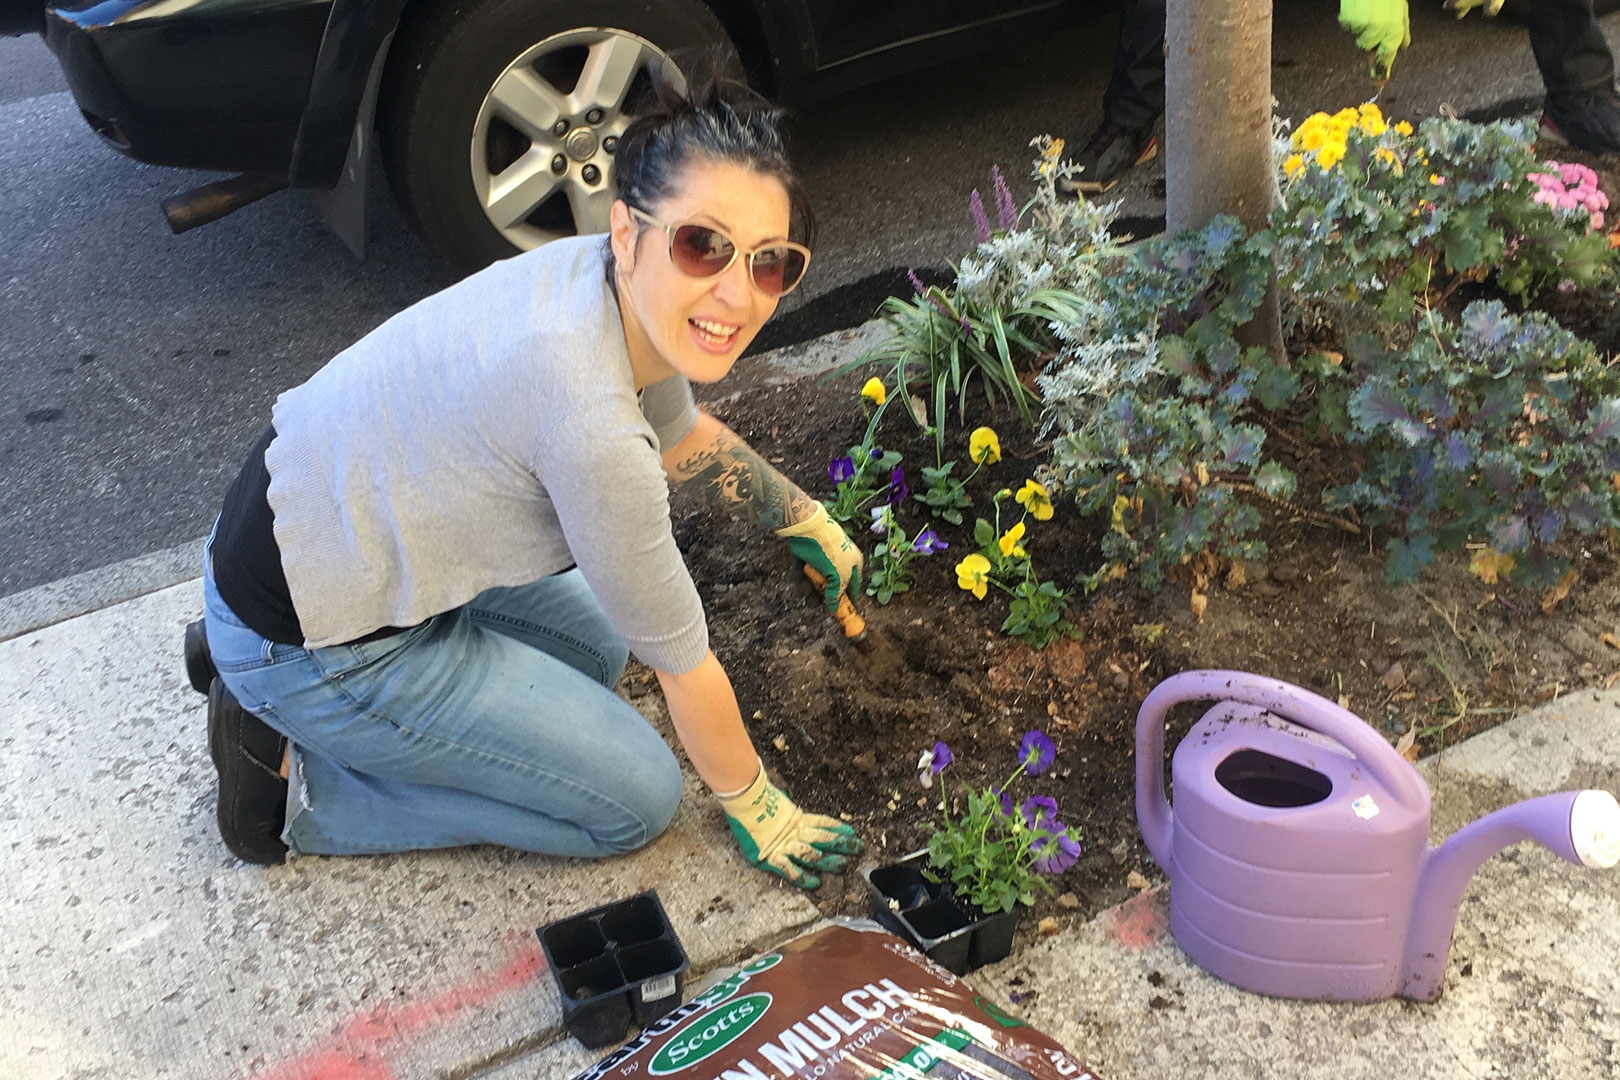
[212,425,305,645]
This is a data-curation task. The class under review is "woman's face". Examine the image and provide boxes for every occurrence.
[610,158,793,385]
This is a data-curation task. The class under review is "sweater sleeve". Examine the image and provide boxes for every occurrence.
[531,393,709,674]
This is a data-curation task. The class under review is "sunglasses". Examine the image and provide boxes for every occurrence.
[629,206,811,297]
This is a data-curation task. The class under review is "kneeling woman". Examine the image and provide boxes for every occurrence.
[199,72,862,888]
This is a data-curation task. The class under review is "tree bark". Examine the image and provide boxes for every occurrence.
[1165,0,1285,360]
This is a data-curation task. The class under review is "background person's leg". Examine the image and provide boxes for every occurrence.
[1523,0,1614,94]
[1102,0,1168,132]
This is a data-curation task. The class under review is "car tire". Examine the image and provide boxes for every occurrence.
[380,0,739,274]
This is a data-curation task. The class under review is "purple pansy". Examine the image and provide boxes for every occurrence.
[1032,829,1082,875]
[917,741,953,788]
[887,466,909,506]
[912,528,949,555]
[1019,729,1056,775]
[829,456,856,485]
[1020,795,1060,831]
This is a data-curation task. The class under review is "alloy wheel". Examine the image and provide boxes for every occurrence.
[470,28,682,248]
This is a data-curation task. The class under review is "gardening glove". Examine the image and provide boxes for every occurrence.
[1443,0,1504,17]
[775,502,863,612]
[1338,0,1411,81]
[716,759,864,890]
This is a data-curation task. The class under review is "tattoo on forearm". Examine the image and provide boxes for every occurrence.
[674,426,818,529]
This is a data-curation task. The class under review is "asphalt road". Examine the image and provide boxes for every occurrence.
[0,4,1599,597]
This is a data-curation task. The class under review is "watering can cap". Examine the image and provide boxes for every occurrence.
[1571,790,1620,869]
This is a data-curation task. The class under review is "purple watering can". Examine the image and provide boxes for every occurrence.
[1136,670,1620,1002]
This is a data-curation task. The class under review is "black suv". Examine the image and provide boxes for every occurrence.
[3,0,1090,270]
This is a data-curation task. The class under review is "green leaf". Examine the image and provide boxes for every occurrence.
[1253,461,1298,499]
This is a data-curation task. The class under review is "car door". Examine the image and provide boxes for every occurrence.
[803,0,1066,67]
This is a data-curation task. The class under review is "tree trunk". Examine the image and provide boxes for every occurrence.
[1164,0,1285,360]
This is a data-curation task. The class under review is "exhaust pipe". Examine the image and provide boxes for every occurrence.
[161,173,287,234]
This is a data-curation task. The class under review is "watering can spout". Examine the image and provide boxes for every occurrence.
[1400,789,1620,1000]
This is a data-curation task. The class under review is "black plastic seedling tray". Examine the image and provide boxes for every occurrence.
[863,851,1018,975]
[537,889,690,1049]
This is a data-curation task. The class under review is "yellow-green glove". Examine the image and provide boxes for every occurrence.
[1443,0,1504,17]
[1339,0,1411,81]
[775,502,863,613]
[717,760,863,890]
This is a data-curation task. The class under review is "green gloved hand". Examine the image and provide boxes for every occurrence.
[1443,0,1504,18]
[717,760,863,890]
[1339,0,1411,81]
[775,502,863,613]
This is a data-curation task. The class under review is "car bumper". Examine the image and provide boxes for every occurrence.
[44,0,331,177]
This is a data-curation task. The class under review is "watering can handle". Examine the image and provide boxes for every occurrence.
[1135,670,1431,866]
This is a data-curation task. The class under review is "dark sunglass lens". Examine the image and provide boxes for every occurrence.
[751,247,806,295]
[672,224,734,277]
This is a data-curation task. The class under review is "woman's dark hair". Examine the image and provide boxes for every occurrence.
[612,53,815,249]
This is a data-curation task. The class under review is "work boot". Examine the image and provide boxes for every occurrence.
[1058,120,1159,196]
[1540,86,1620,156]
[183,618,217,696]
[208,678,289,865]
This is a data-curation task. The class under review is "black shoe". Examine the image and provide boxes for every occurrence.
[184,618,217,696]
[1541,87,1620,156]
[208,678,290,865]
[1058,120,1159,196]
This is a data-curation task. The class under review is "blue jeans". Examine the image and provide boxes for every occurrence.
[202,555,684,858]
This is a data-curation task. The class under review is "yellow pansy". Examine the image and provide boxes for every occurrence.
[999,521,1027,559]
[1284,153,1306,179]
[956,554,992,600]
[860,377,887,406]
[969,426,1001,465]
[1393,120,1414,136]
[1015,479,1054,520]
[1429,173,1445,185]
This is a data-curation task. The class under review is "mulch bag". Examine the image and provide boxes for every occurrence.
[569,920,1102,1080]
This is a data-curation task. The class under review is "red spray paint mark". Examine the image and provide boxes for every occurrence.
[1106,887,1168,949]
[244,936,547,1080]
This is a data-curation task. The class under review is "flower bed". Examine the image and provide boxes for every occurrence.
[658,107,1620,928]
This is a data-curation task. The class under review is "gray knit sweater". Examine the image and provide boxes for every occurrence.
[263,236,708,672]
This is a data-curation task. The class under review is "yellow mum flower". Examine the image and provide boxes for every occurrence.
[1317,144,1344,170]
[999,521,1027,559]
[1284,153,1305,178]
[1373,147,1402,174]
[1015,479,1054,520]
[1393,120,1414,136]
[956,554,992,599]
[860,377,887,406]
[1357,102,1386,136]
[969,426,1001,465]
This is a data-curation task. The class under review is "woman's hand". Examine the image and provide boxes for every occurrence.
[775,503,863,612]
[716,760,863,889]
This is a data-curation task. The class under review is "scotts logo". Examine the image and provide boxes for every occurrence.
[647,993,773,1075]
